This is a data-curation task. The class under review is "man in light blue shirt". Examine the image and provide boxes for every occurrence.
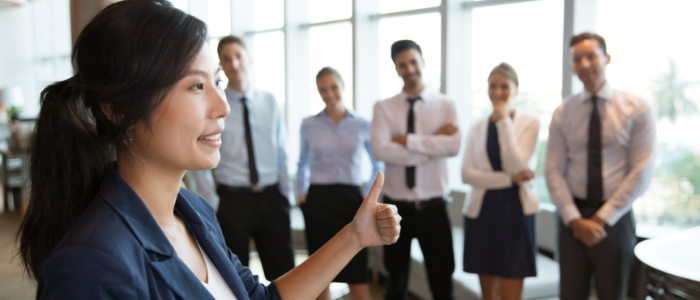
[191,36,294,281]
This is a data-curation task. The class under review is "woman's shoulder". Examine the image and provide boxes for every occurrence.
[513,111,540,127]
[468,117,489,133]
[54,196,141,254]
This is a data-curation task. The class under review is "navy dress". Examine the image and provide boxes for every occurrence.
[463,121,537,278]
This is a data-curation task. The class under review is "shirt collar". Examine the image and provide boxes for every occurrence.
[225,85,256,102]
[315,108,356,121]
[581,81,614,102]
[98,163,205,257]
[401,87,431,102]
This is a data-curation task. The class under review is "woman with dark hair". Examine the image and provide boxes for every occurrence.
[296,67,384,300]
[461,63,540,300]
[18,1,400,299]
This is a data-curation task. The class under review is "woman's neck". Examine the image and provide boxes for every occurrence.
[325,103,347,126]
[115,153,185,228]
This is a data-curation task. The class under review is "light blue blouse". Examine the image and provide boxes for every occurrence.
[296,110,384,197]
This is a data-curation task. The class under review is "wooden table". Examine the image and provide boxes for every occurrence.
[635,226,700,299]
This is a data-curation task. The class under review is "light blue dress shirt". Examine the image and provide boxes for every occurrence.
[296,110,384,197]
[192,86,290,209]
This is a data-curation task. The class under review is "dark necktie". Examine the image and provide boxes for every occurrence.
[242,97,259,185]
[587,96,603,204]
[406,96,420,189]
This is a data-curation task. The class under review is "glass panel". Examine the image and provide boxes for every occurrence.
[308,0,352,23]
[253,0,284,31]
[252,31,286,108]
[170,0,188,12]
[471,0,564,204]
[378,13,441,100]
[308,22,353,115]
[208,0,231,37]
[379,0,441,14]
[597,0,700,229]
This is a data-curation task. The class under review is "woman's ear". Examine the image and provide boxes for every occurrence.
[100,103,120,125]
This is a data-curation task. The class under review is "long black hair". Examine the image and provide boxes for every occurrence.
[18,0,208,278]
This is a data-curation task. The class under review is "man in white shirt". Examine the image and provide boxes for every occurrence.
[371,40,461,300]
[545,33,656,300]
[191,36,295,281]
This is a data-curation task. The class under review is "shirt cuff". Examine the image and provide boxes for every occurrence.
[595,201,628,226]
[405,133,417,151]
[558,203,583,227]
[269,280,282,300]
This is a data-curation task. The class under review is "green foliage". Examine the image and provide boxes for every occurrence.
[7,106,21,119]
[652,60,698,123]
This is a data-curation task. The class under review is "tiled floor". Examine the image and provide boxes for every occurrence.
[0,211,36,300]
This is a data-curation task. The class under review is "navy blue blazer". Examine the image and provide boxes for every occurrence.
[37,165,282,300]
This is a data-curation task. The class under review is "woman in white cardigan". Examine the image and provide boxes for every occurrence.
[461,63,540,300]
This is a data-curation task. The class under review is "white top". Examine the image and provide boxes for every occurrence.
[545,82,656,226]
[370,88,461,201]
[461,112,540,218]
[197,243,238,300]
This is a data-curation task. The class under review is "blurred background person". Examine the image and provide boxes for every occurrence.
[296,66,384,300]
[546,32,656,300]
[372,40,461,300]
[191,35,295,281]
[461,63,540,300]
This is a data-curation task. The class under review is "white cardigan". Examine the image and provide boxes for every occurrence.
[461,112,541,218]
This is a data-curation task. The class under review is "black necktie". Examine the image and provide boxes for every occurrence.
[406,96,420,189]
[242,97,259,185]
[587,96,603,204]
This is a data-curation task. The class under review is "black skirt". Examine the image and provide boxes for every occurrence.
[301,184,369,283]
[462,121,537,278]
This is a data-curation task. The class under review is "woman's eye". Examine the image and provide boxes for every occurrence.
[191,83,204,90]
[216,80,224,88]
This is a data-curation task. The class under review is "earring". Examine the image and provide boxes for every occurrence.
[123,129,132,146]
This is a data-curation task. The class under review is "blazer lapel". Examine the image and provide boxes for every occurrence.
[150,256,216,300]
[175,193,250,300]
[187,221,250,300]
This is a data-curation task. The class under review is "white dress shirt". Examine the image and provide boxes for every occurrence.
[191,86,290,210]
[462,112,540,218]
[371,88,461,201]
[545,82,656,226]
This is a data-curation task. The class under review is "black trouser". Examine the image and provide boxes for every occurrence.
[557,201,636,300]
[383,196,455,300]
[216,183,295,281]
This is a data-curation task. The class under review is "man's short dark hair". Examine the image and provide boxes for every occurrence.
[391,40,422,62]
[569,32,607,55]
[217,35,247,55]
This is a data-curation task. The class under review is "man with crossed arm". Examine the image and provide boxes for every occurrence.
[372,40,461,300]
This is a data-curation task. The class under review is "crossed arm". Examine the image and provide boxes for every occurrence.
[371,101,461,165]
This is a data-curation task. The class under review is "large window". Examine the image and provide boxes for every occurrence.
[252,31,286,108]
[470,0,564,204]
[207,0,231,37]
[379,0,441,14]
[253,0,284,31]
[597,0,700,229]
[308,0,351,23]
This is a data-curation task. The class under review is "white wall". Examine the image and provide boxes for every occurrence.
[0,0,72,118]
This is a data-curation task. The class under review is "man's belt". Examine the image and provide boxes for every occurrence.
[219,183,278,193]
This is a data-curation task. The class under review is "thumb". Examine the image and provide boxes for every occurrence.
[362,171,384,207]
